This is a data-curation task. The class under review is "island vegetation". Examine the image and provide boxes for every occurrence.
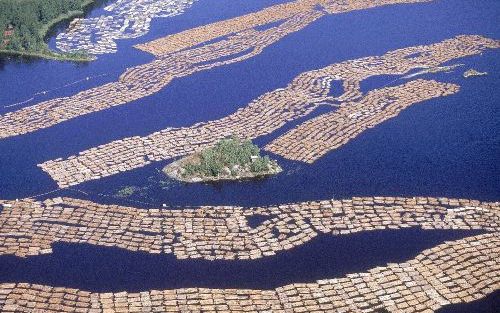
[0,0,96,61]
[164,137,282,183]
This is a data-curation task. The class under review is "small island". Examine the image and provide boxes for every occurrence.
[0,0,95,61]
[163,137,282,183]
[463,69,488,78]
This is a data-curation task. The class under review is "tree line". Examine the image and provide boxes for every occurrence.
[0,0,91,52]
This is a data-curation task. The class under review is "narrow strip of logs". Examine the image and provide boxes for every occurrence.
[0,0,432,140]
[37,35,500,187]
[1,196,498,259]
[264,79,458,163]
[0,233,498,312]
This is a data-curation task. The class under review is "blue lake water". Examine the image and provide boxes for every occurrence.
[0,0,499,310]
[0,229,486,291]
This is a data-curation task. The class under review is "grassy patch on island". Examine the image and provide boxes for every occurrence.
[164,136,282,182]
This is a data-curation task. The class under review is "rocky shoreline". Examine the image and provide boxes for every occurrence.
[163,153,282,183]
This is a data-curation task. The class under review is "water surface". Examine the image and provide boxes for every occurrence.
[0,0,498,310]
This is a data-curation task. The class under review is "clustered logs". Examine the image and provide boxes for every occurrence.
[0,0,432,140]
[37,35,500,187]
[264,79,458,163]
[0,196,498,259]
[0,233,498,312]
[56,0,198,54]
[1,2,498,312]
[135,0,433,57]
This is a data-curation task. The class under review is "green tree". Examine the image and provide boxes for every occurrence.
[0,0,92,56]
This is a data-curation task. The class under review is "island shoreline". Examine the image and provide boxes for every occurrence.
[163,156,283,184]
[0,0,101,62]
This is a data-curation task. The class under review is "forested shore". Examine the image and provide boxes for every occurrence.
[0,0,96,61]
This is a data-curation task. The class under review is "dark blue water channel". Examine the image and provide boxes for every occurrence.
[0,0,499,310]
[0,229,486,291]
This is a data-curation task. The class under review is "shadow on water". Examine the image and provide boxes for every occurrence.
[437,290,500,313]
[0,53,43,65]
[0,228,485,292]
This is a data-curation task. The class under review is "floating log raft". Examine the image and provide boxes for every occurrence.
[0,0,433,140]
[0,196,498,259]
[0,233,498,312]
[36,35,500,187]
[56,0,199,55]
[135,0,433,57]
[264,79,459,163]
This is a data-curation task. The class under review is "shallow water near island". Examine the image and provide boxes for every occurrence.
[0,0,499,310]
